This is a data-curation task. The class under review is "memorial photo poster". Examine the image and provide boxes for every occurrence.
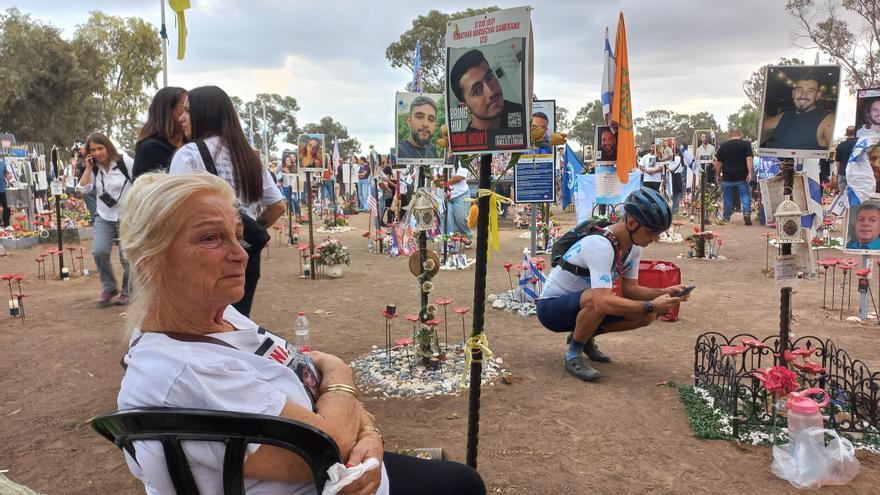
[297,134,325,173]
[758,65,841,159]
[529,99,555,155]
[856,88,880,137]
[844,198,880,254]
[693,130,716,164]
[594,125,617,164]
[654,137,675,163]
[281,150,299,175]
[395,92,446,168]
[445,6,531,154]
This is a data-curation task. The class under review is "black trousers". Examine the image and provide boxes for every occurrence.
[233,245,262,317]
[0,192,8,227]
[383,452,485,495]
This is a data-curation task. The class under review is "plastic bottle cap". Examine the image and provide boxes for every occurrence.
[786,388,830,414]
[298,311,305,316]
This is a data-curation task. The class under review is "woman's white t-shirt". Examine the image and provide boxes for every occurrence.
[169,136,284,219]
[118,306,389,495]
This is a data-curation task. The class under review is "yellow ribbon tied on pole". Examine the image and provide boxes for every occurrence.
[459,332,492,389]
[469,188,512,261]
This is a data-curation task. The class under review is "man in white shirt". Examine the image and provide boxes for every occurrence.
[640,144,662,191]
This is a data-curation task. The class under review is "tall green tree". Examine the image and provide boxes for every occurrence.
[0,8,98,148]
[302,117,361,159]
[634,110,721,147]
[567,100,603,147]
[386,7,499,93]
[72,11,161,152]
[238,93,300,155]
[786,0,880,89]
[726,104,760,141]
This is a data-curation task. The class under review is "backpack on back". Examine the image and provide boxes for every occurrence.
[550,220,616,277]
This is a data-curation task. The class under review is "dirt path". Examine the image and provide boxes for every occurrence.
[0,207,877,494]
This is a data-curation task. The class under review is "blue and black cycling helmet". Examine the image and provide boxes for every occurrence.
[623,187,672,232]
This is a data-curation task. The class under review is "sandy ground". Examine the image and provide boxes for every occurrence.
[0,206,878,494]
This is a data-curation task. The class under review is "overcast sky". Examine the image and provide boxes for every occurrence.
[12,0,858,152]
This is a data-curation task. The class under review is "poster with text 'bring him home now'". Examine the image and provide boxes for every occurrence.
[445,6,531,155]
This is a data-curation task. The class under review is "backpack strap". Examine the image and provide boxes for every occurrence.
[559,226,621,278]
[195,140,218,176]
[116,158,132,183]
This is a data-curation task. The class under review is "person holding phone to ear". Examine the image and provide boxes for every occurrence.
[77,132,134,308]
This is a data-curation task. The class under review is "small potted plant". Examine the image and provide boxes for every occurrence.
[316,236,351,278]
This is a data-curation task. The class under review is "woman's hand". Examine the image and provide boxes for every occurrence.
[339,432,383,495]
[310,351,354,388]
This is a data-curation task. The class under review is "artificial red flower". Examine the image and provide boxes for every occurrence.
[753,365,800,396]
[720,345,747,356]
[790,360,826,375]
[503,263,513,272]
[740,337,768,349]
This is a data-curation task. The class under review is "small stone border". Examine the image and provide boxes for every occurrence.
[317,226,354,234]
[488,290,537,317]
[350,343,503,399]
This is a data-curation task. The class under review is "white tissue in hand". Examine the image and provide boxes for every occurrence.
[322,457,380,495]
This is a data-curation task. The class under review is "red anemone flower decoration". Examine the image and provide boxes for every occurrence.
[753,366,800,396]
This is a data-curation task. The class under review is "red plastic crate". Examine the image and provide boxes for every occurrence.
[638,260,681,322]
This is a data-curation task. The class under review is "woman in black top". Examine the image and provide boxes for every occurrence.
[132,87,189,178]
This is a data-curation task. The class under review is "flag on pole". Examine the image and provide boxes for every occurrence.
[601,27,615,124]
[412,40,422,93]
[611,13,635,183]
[368,189,378,217]
[562,145,582,210]
[168,0,190,60]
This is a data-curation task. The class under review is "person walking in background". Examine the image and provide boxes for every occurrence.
[357,156,371,212]
[444,162,472,245]
[0,157,11,227]
[714,128,754,225]
[77,132,133,307]
[169,86,285,317]
[835,126,857,193]
[132,87,190,179]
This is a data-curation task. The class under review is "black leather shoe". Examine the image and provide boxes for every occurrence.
[585,338,611,363]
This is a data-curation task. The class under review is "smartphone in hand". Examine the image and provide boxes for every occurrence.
[677,285,696,298]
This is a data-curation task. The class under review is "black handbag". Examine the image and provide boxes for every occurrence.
[195,140,270,251]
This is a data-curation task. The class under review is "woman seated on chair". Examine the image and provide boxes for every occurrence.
[117,172,485,495]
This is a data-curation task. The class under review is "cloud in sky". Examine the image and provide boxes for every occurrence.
[13,0,857,152]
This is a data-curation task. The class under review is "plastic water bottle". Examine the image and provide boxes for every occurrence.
[367,238,374,253]
[295,312,310,351]
[785,388,829,442]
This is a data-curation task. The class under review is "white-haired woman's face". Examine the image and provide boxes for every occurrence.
[161,192,247,309]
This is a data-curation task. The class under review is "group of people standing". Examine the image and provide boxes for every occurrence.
[75,85,284,316]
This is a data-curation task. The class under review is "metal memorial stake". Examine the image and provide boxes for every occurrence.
[305,172,316,280]
[50,147,66,279]
[466,153,492,468]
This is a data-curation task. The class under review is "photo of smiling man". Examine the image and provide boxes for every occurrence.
[395,92,445,167]
[845,201,880,252]
[758,65,841,158]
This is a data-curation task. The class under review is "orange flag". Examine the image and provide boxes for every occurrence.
[611,13,635,183]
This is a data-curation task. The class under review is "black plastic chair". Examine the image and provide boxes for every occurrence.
[91,408,341,494]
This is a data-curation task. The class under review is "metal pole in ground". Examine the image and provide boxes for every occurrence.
[466,153,492,468]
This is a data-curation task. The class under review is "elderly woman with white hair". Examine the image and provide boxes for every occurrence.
[116,172,485,495]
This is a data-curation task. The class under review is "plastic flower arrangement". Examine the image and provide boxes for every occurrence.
[316,237,351,265]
